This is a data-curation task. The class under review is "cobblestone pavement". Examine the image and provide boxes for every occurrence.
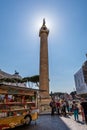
[9,115,87,130]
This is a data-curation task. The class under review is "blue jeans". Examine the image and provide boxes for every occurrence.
[74,109,78,120]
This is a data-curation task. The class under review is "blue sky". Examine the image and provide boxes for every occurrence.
[0,0,87,93]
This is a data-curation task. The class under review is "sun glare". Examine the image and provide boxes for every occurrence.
[31,13,55,34]
[29,11,58,39]
[33,17,52,34]
[36,17,52,30]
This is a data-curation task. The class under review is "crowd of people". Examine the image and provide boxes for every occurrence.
[49,98,87,124]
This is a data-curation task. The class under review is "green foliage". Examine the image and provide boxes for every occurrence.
[0,75,39,83]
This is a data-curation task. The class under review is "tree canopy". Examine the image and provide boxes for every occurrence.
[0,75,39,84]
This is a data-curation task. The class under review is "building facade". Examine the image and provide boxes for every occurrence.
[74,60,87,95]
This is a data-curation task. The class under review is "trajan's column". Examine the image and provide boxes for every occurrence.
[39,19,50,98]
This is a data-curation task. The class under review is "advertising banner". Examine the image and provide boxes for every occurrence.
[74,68,87,94]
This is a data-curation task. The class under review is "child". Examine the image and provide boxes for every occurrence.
[73,103,79,121]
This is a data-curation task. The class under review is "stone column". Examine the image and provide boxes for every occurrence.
[39,19,49,98]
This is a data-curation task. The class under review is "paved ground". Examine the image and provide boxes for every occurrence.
[60,115,87,130]
[9,114,87,130]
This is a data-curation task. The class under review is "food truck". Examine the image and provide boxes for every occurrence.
[0,83,39,130]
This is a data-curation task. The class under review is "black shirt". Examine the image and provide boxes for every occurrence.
[81,101,87,111]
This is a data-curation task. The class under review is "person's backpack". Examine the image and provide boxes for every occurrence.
[49,102,52,107]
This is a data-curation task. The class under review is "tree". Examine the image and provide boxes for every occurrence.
[0,75,39,87]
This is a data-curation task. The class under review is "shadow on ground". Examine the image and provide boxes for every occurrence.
[9,115,71,130]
